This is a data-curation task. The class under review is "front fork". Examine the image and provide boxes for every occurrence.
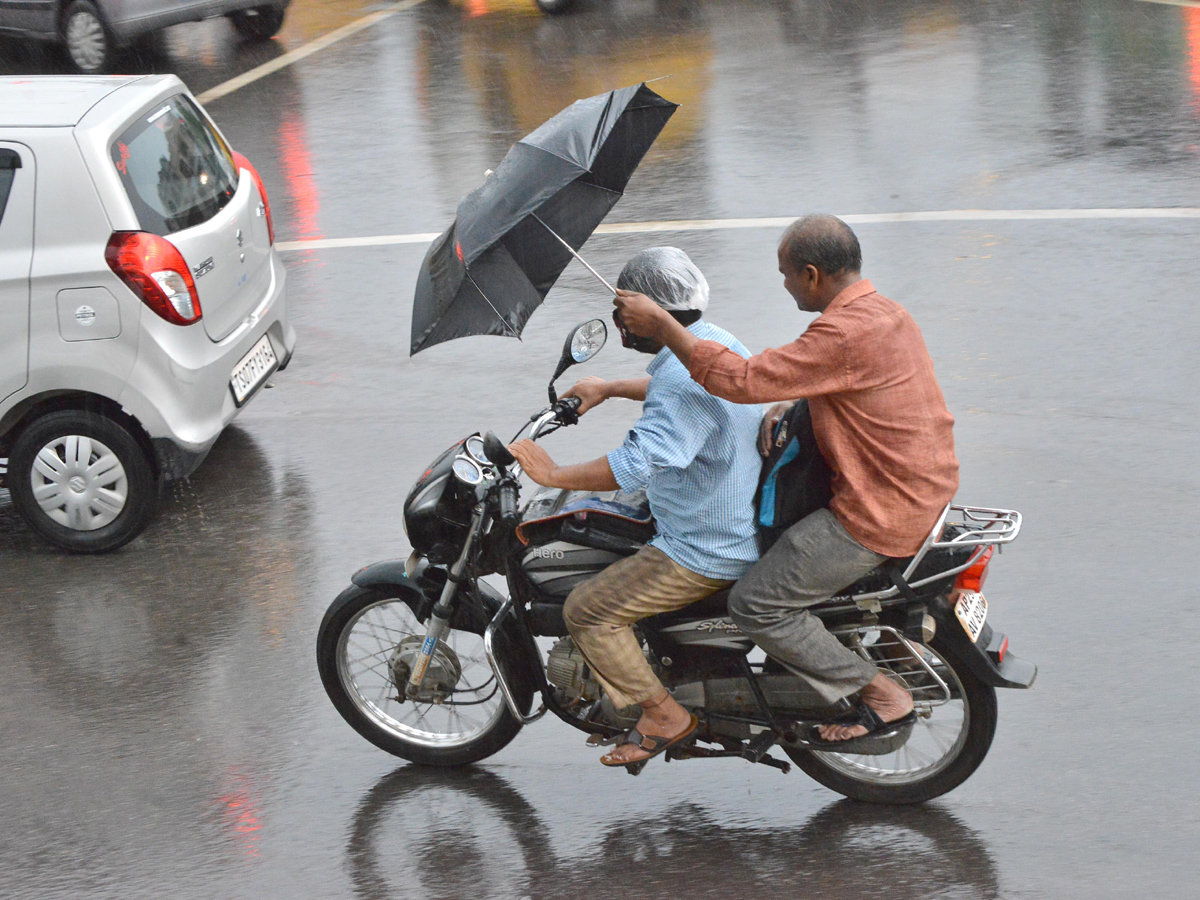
[404,504,485,700]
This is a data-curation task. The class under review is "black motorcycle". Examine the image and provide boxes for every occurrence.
[317,319,1036,804]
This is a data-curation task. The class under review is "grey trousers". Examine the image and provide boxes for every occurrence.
[728,508,887,704]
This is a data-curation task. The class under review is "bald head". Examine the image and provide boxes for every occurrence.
[780,215,862,278]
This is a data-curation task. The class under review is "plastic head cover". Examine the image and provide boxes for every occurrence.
[616,247,709,312]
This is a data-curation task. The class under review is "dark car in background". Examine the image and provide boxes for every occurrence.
[0,1,291,74]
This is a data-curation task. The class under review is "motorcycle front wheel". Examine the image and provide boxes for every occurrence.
[317,584,535,766]
[786,634,998,804]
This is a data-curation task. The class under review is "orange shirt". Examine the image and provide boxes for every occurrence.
[689,279,959,557]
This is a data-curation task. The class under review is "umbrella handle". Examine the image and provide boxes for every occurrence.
[532,214,616,295]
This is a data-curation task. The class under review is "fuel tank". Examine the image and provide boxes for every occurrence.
[516,487,655,598]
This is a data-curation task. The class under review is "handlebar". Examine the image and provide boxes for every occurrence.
[524,396,583,442]
[493,396,585,524]
[498,480,520,525]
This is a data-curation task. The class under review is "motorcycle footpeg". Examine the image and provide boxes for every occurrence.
[587,732,621,748]
[741,730,778,763]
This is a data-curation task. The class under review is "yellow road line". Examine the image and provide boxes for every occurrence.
[275,207,1200,252]
[196,0,428,105]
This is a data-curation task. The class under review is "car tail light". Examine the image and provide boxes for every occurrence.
[232,151,274,245]
[954,545,995,593]
[105,232,202,325]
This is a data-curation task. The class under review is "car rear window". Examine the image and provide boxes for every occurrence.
[110,95,238,236]
[0,148,19,224]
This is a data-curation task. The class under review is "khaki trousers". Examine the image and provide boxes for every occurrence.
[563,546,732,709]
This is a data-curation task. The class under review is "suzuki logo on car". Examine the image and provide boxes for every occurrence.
[529,547,566,560]
[192,257,214,278]
[235,228,244,248]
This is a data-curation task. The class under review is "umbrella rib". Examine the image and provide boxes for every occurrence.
[531,214,616,295]
[465,268,522,340]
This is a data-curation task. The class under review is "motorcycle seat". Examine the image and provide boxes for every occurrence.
[650,540,974,630]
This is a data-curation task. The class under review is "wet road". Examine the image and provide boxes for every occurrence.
[2,1,1199,897]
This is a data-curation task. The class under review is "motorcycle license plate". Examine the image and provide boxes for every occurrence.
[954,591,988,643]
[230,334,278,406]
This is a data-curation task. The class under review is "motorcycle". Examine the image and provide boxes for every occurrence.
[317,319,1036,804]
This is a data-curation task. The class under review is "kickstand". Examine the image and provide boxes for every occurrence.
[741,730,792,773]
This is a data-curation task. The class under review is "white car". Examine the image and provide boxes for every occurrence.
[0,74,296,552]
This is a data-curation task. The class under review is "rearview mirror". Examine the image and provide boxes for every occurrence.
[549,318,607,403]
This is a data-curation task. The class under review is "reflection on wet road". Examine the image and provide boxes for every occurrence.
[348,768,1001,900]
[2,2,1199,898]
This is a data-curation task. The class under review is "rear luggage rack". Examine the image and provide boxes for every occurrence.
[849,504,1022,604]
[932,505,1022,549]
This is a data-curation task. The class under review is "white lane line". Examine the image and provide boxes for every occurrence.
[275,207,1200,252]
[196,0,428,105]
[1134,0,1200,8]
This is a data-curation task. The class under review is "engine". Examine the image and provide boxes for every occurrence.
[545,636,601,706]
[545,637,642,730]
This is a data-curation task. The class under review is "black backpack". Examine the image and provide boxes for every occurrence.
[755,400,833,552]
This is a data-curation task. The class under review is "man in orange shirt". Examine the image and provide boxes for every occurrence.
[613,215,959,742]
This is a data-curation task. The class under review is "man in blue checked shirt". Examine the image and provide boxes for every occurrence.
[509,247,762,769]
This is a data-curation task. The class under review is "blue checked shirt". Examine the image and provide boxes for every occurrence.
[607,321,763,580]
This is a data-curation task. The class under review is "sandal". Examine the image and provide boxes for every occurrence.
[598,714,700,774]
[803,703,916,751]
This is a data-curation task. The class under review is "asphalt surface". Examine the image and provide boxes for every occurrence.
[2,1,1199,898]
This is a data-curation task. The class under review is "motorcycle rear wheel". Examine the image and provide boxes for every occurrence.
[786,634,998,804]
[317,584,534,766]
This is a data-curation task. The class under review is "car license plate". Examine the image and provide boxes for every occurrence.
[230,334,277,406]
[954,591,988,643]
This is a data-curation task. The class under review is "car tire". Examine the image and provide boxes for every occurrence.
[228,5,287,41]
[61,1,112,74]
[8,411,157,554]
[535,0,575,13]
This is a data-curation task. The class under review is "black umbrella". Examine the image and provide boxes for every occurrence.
[410,82,677,355]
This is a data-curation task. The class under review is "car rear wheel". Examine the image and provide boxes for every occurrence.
[229,5,287,41]
[62,1,112,74]
[8,411,157,553]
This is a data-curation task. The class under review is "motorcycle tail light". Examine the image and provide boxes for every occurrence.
[954,545,995,593]
[105,231,202,325]
[232,151,274,245]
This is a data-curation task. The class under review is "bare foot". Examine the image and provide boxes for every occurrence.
[818,673,913,742]
[601,692,694,765]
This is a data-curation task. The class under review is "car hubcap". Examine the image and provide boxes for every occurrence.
[30,435,128,531]
[66,12,106,70]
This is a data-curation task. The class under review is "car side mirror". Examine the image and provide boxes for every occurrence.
[549,318,607,403]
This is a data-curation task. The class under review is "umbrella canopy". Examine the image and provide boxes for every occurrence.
[411,83,677,355]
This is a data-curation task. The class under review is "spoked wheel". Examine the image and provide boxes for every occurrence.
[317,585,533,766]
[786,634,997,804]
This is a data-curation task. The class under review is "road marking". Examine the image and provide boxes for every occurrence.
[1134,0,1200,8]
[275,207,1200,252]
[196,0,428,105]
